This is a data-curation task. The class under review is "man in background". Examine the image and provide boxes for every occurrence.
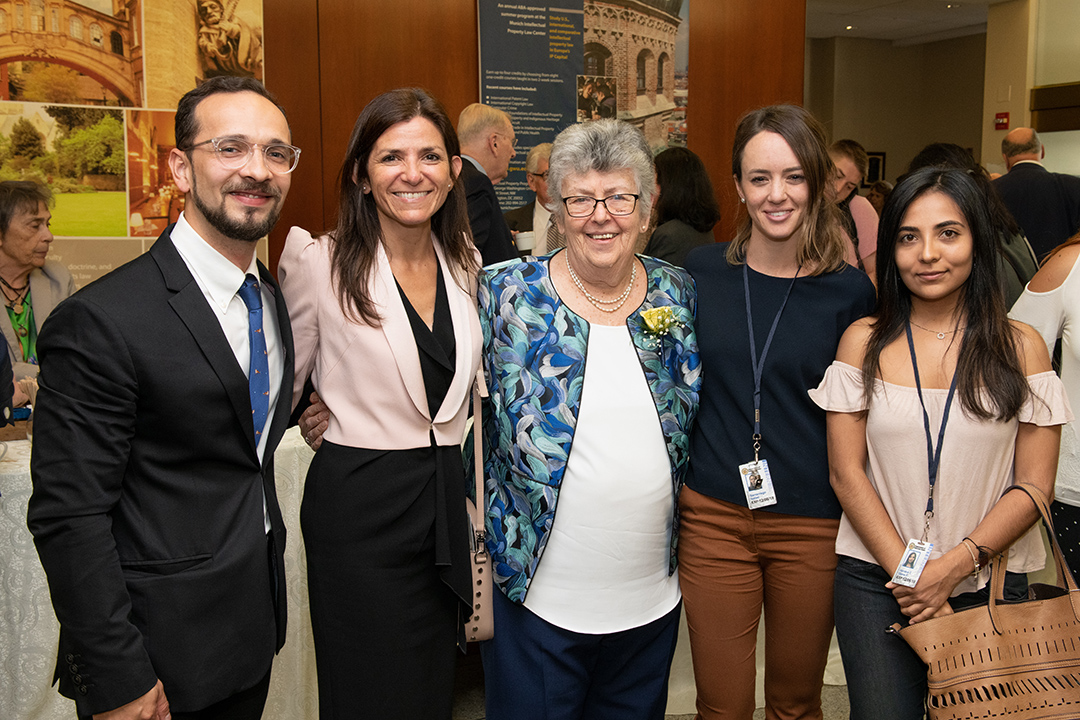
[828,139,878,269]
[29,76,296,720]
[503,142,563,254]
[457,103,518,266]
[994,127,1080,260]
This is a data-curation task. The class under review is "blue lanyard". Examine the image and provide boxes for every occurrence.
[905,322,959,536]
[743,263,800,461]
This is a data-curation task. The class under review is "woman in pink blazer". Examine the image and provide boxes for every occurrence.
[278,88,482,720]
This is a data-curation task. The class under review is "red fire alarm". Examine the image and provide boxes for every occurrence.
[995,112,1010,130]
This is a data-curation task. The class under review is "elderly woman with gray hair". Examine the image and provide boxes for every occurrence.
[478,119,700,720]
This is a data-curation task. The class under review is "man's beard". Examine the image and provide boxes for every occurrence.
[191,175,282,244]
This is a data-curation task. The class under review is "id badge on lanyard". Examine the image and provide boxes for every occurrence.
[740,264,799,510]
[892,322,958,586]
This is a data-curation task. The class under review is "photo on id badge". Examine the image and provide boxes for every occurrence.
[738,459,777,508]
[890,539,933,588]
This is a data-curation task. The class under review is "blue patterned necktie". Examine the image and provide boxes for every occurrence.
[237,274,269,443]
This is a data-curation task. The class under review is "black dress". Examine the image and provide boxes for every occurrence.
[301,264,470,720]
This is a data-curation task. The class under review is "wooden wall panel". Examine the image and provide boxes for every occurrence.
[263,0,807,265]
[687,1,806,243]
[316,0,480,226]
[264,0,324,274]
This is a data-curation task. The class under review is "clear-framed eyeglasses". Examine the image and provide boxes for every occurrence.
[187,137,302,174]
[562,193,639,218]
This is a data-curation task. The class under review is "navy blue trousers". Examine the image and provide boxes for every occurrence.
[480,588,681,720]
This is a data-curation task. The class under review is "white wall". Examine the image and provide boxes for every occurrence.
[1032,0,1080,176]
[1034,0,1080,86]
[1041,130,1080,175]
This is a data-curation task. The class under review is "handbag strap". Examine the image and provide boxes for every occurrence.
[988,483,1080,634]
[469,372,488,543]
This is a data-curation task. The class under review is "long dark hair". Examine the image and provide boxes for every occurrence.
[330,88,476,325]
[727,105,847,275]
[864,167,1027,420]
[654,147,720,233]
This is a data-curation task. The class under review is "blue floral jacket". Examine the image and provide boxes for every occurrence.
[477,253,701,602]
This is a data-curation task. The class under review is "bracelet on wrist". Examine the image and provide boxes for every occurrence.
[960,538,980,578]
[961,537,992,578]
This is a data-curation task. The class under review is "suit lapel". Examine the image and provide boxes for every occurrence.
[261,260,293,470]
[372,242,430,421]
[150,229,259,457]
[30,268,60,333]
[432,240,477,425]
[1,301,19,364]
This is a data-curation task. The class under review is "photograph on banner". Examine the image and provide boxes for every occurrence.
[127,109,182,238]
[0,0,144,107]
[478,0,688,213]
[581,0,687,152]
[144,0,265,110]
[0,102,126,236]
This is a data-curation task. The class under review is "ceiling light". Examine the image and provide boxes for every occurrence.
[846,25,854,30]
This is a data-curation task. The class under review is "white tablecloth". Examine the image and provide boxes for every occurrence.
[0,440,68,720]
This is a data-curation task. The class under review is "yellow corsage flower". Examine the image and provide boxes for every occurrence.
[641,306,683,347]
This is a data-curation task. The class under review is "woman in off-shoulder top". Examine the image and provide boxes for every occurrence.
[1010,230,1080,583]
[810,167,1070,719]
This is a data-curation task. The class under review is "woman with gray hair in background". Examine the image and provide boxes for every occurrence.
[478,119,701,719]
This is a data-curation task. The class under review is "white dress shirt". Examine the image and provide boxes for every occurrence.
[532,201,555,255]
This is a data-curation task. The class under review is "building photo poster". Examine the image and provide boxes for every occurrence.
[478,0,689,211]
[0,0,265,288]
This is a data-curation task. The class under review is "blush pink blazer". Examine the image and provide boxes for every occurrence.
[278,226,482,449]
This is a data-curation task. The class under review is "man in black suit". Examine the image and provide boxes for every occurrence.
[457,103,519,266]
[28,76,297,720]
[503,142,563,254]
[993,127,1080,260]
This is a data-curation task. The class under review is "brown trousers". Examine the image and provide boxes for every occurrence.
[678,488,840,720]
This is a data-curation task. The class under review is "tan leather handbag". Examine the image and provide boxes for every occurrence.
[888,484,1080,719]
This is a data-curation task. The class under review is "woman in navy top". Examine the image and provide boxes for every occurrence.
[680,105,875,719]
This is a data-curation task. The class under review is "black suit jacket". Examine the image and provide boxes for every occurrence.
[28,227,293,715]
[460,160,517,266]
[993,162,1080,260]
[503,200,535,232]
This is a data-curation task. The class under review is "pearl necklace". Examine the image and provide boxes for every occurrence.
[910,320,965,340]
[565,252,637,313]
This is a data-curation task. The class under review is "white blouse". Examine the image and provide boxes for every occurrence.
[810,362,1071,595]
[1011,254,1080,506]
[523,324,680,633]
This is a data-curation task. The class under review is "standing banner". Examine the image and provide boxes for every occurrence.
[479,0,689,212]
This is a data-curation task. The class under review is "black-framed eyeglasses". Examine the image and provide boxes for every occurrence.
[494,133,519,148]
[562,194,639,218]
[528,171,548,180]
[186,137,301,174]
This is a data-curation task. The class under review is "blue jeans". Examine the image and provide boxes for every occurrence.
[833,555,1028,720]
